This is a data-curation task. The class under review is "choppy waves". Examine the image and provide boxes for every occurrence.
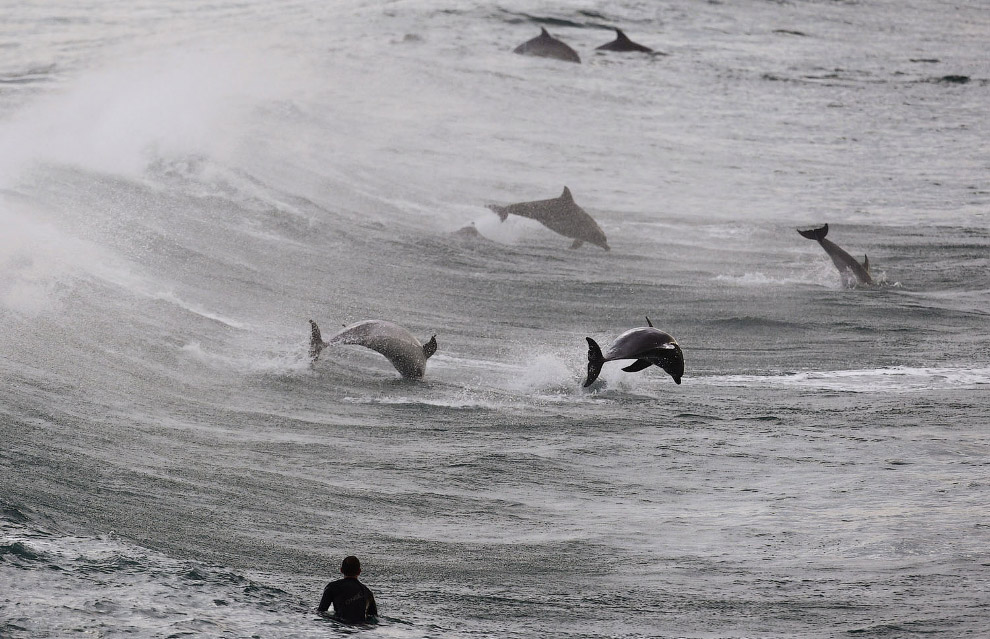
[702,365,990,393]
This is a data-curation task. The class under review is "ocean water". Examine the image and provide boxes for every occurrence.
[1,1,989,637]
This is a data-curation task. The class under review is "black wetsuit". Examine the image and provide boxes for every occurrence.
[318,577,378,623]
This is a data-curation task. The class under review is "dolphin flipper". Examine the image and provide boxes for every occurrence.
[570,239,584,249]
[486,204,509,222]
[621,359,652,373]
[652,344,684,384]
[422,335,437,359]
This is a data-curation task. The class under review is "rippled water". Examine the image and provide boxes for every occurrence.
[2,1,989,637]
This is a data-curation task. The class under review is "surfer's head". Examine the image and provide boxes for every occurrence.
[341,555,361,577]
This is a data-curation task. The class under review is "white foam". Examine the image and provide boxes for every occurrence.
[0,44,305,185]
[701,366,990,393]
[180,340,311,376]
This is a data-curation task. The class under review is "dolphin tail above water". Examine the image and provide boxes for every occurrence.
[309,319,326,360]
[584,337,606,387]
[797,223,873,286]
[797,224,829,242]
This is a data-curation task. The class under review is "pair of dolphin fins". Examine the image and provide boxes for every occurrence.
[514,28,655,64]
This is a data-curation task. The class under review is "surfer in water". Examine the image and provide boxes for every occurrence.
[318,556,378,624]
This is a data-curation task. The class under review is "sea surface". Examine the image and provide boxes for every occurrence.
[1,1,988,637]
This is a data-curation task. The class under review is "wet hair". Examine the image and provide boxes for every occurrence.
[341,555,361,577]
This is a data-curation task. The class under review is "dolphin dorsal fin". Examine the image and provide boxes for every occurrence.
[645,316,654,327]
[560,186,574,202]
[540,27,550,37]
[863,255,870,273]
[615,28,631,42]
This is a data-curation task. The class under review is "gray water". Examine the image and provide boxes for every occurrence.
[1,1,988,637]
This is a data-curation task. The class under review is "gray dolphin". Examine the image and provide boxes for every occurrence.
[309,319,437,379]
[797,224,873,286]
[486,187,610,251]
[584,317,683,387]
[595,28,653,53]
[512,28,581,64]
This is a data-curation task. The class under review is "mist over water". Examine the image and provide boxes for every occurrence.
[2,1,989,638]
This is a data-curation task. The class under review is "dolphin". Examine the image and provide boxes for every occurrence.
[584,317,683,387]
[595,28,653,53]
[797,224,873,286]
[486,187,609,250]
[309,319,437,379]
[512,28,581,64]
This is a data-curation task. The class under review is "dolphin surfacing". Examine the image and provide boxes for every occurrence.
[595,28,653,53]
[310,319,437,379]
[512,28,581,64]
[584,317,683,387]
[486,187,610,251]
[797,224,873,286]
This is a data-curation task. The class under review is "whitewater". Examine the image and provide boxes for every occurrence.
[1,1,988,638]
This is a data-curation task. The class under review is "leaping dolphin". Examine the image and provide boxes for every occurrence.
[512,28,581,64]
[595,28,654,53]
[486,187,610,251]
[309,319,437,379]
[584,317,683,387]
[797,224,873,286]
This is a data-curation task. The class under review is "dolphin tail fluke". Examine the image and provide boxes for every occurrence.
[423,335,438,359]
[584,337,606,387]
[309,319,327,361]
[797,224,829,241]
[486,204,509,222]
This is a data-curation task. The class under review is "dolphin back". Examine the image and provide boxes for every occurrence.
[325,320,431,378]
[513,28,581,64]
[596,28,653,53]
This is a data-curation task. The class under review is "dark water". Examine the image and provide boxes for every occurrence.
[2,1,989,637]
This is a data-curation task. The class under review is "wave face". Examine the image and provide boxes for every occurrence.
[2,1,989,637]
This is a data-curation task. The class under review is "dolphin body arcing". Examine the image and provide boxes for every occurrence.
[309,319,437,379]
[512,28,581,63]
[486,187,610,250]
[595,28,653,53]
[797,224,873,286]
[584,317,683,387]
